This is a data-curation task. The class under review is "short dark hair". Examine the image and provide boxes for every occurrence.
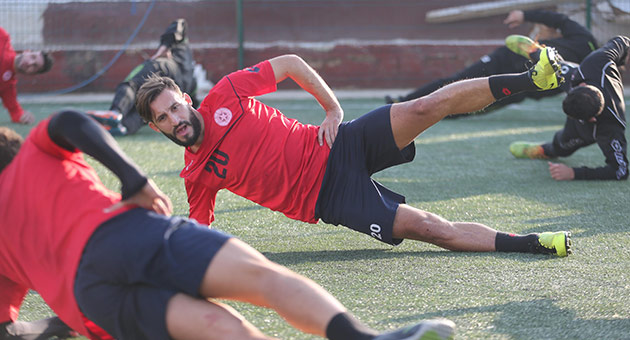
[38,51,54,74]
[136,74,182,123]
[562,85,605,120]
[0,127,24,173]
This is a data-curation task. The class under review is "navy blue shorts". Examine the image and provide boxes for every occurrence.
[315,105,415,245]
[74,208,231,340]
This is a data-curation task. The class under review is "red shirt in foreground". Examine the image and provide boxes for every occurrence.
[181,60,330,224]
[0,119,128,339]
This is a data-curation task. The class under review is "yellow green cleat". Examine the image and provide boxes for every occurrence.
[528,46,565,91]
[505,34,544,59]
[509,141,547,159]
[538,231,572,257]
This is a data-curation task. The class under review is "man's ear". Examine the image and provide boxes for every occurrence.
[148,121,160,132]
[183,93,193,105]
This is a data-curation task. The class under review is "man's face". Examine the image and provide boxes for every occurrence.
[15,51,44,75]
[148,89,203,148]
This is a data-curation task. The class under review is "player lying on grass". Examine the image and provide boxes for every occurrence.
[0,110,455,340]
[385,9,597,116]
[136,47,572,256]
[86,19,199,136]
[509,35,629,181]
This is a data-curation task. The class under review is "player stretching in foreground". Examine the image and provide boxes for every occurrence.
[0,110,455,340]
[137,47,572,256]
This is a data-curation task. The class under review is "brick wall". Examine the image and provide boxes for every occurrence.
[18,0,538,93]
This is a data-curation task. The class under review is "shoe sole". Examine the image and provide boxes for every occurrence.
[556,231,572,257]
[406,319,456,340]
[86,111,121,127]
[534,48,563,90]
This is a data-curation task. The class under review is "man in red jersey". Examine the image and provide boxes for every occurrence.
[0,110,455,340]
[136,50,572,257]
[0,27,53,124]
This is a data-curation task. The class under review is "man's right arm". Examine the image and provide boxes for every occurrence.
[0,82,25,123]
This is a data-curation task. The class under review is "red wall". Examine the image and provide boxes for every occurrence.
[18,0,539,93]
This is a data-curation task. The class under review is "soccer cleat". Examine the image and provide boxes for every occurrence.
[108,123,128,136]
[505,34,544,60]
[537,231,572,257]
[86,110,122,128]
[373,319,455,340]
[86,110,127,136]
[527,47,564,91]
[509,142,547,159]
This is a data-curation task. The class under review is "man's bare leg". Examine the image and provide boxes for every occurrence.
[392,204,497,251]
[199,238,347,337]
[166,293,273,340]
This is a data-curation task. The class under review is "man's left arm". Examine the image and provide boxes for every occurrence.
[573,127,628,180]
[268,54,344,148]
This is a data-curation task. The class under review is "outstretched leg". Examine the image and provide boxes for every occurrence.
[197,238,456,340]
[392,199,571,256]
[199,238,347,337]
[389,47,564,150]
[392,204,497,251]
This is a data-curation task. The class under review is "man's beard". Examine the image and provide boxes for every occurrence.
[164,106,202,147]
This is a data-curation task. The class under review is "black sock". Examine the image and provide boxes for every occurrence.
[488,72,537,100]
[495,232,540,253]
[326,312,378,340]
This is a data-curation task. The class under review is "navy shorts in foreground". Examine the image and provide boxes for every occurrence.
[315,105,416,245]
[74,208,231,340]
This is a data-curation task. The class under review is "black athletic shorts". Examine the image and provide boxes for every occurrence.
[315,105,415,245]
[74,208,231,340]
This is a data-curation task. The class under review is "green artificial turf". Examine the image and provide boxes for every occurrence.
[5,94,630,339]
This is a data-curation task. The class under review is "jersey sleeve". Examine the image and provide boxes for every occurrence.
[29,119,79,160]
[573,123,629,180]
[0,275,27,323]
[0,79,24,122]
[600,36,630,66]
[185,178,218,225]
[222,60,277,98]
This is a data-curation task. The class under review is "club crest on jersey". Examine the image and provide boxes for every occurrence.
[214,107,232,126]
[2,70,12,82]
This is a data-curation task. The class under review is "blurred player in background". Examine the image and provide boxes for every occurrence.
[87,19,199,136]
[136,48,572,258]
[0,110,455,340]
[0,26,53,125]
[509,35,629,181]
[385,9,597,115]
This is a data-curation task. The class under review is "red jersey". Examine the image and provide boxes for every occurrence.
[181,60,330,224]
[0,119,128,339]
[0,27,23,122]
